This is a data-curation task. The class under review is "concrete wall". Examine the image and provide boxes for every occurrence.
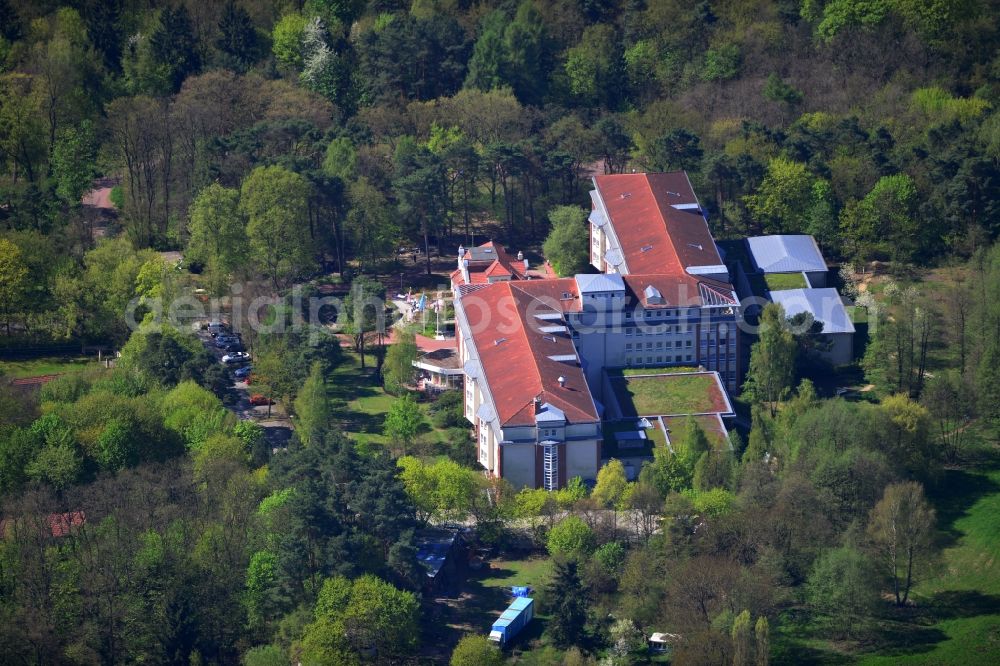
[823,332,853,366]
[499,444,535,489]
[565,440,600,481]
[805,270,828,288]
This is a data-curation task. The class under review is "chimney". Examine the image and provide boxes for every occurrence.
[557,376,566,388]
[533,396,542,413]
[517,250,524,261]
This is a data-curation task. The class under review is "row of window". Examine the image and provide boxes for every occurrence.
[700,338,737,348]
[624,354,694,366]
[626,326,691,336]
[627,340,695,352]
[703,353,738,364]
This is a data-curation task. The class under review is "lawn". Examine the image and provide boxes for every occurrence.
[0,356,94,379]
[856,458,1000,666]
[327,350,453,450]
[774,442,1000,665]
[764,272,809,291]
[607,371,731,417]
[480,557,553,591]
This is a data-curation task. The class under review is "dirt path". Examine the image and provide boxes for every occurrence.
[81,176,119,210]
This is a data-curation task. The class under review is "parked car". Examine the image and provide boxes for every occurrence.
[221,352,251,364]
[249,394,274,406]
[223,342,245,352]
[207,321,228,337]
[215,335,240,348]
[233,366,252,379]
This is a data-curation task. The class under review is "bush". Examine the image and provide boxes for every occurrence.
[430,390,464,429]
[547,515,596,559]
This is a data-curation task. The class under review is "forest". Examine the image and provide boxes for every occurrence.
[2,0,1000,664]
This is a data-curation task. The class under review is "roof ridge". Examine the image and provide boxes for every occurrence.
[506,282,548,418]
[645,172,684,271]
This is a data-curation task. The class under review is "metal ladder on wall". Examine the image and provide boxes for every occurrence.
[542,445,559,491]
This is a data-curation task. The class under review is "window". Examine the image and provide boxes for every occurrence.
[626,328,633,337]
[665,341,672,349]
[645,310,653,318]
[625,356,631,366]
[625,343,632,351]
[655,341,663,349]
[686,354,693,361]
[646,342,653,350]
[636,328,643,336]
[647,356,653,363]
[685,340,692,348]
[656,356,662,362]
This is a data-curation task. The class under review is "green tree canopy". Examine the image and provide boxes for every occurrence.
[451,634,504,666]
[383,394,425,455]
[543,205,589,276]
[240,165,315,288]
[547,515,596,559]
[743,303,797,415]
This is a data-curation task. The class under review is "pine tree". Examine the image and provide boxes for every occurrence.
[150,5,202,92]
[217,0,261,72]
[546,560,589,647]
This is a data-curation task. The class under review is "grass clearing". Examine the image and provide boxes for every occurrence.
[776,440,1000,665]
[327,350,453,450]
[764,272,809,291]
[0,356,94,379]
[856,457,1000,665]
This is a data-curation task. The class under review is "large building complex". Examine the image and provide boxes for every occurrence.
[453,172,744,489]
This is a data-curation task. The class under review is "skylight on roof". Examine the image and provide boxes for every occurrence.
[640,245,654,252]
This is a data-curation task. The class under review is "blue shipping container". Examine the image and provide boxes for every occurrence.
[489,597,534,647]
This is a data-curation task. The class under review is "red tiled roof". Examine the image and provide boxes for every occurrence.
[451,241,557,287]
[459,280,597,427]
[49,511,86,537]
[0,511,86,539]
[593,172,723,277]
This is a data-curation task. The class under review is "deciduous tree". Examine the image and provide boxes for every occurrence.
[743,303,797,416]
[866,481,935,606]
[383,394,424,455]
[241,165,315,288]
[543,205,588,276]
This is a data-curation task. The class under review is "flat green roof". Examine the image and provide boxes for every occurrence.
[606,371,733,418]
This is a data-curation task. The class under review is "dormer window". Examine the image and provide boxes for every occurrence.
[644,284,664,305]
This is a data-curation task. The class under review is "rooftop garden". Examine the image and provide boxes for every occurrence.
[607,371,730,417]
[764,272,809,291]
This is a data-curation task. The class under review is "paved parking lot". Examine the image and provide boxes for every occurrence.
[195,324,294,446]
